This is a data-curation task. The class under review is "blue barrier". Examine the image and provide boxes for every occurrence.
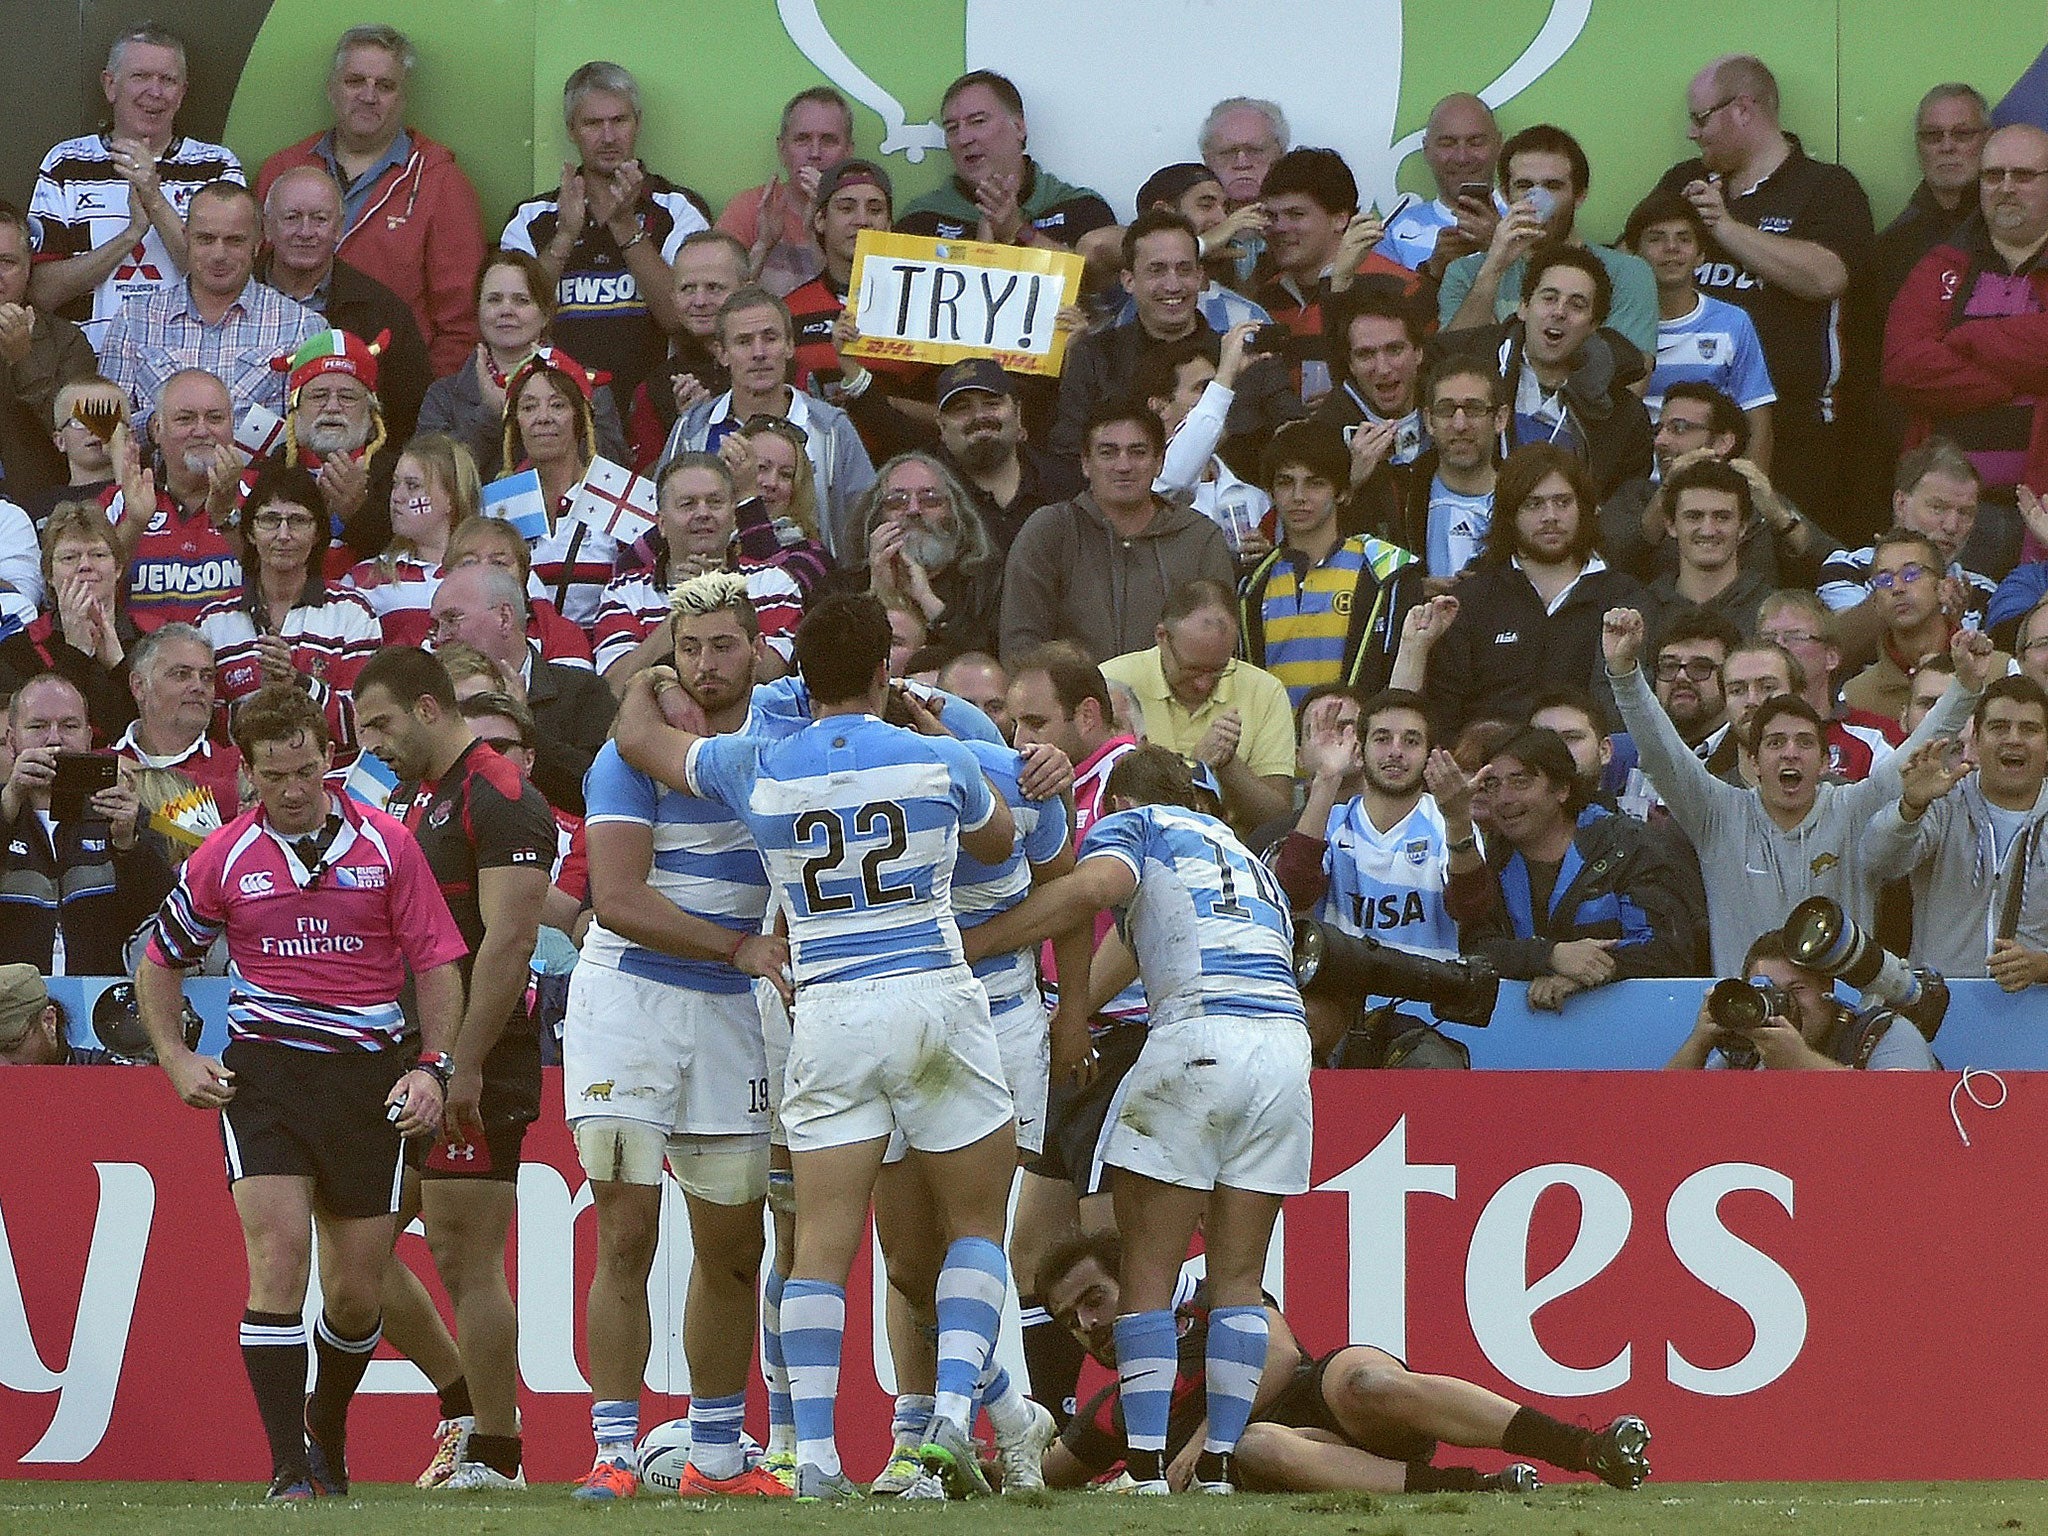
[44,973,2048,1069]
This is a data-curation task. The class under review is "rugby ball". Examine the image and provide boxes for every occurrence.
[637,1420,763,1492]
[638,1419,692,1492]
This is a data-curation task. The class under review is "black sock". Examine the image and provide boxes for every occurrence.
[240,1310,311,1480]
[468,1433,522,1478]
[1194,1450,1233,1486]
[307,1312,382,1453]
[1019,1294,1086,1430]
[1406,1462,1484,1493]
[1502,1406,1591,1472]
[1126,1448,1165,1483]
[438,1375,474,1421]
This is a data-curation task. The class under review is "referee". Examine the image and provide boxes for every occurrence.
[136,685,469,1501]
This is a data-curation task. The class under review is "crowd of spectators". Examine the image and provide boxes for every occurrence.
[5,22,2047,1072]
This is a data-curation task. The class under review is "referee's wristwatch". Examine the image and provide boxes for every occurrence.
[413,1051,455,1090]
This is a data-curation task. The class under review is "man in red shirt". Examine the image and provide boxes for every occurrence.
[135,683,467,1501]
[112,368,243,631]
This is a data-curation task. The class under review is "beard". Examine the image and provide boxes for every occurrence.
[952,434,1010,475]
[1364,759,1424,799]
[900,522,963,572]
[304,418,370,456]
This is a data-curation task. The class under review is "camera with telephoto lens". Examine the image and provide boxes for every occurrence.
[1783,896,1950,1042]
[1705,976,1798,1069]
[91,981,204,1065]
[1292,918,1499,1027]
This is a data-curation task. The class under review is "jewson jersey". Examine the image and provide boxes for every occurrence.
[579,741,769,994]
[952,738,1072,1014]
[1080,804,1305,1032]
[687,713,994,986]
[1318,794,1465,959]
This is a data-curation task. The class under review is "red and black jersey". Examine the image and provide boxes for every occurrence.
[389,738,557,1121]
[1060,1274,1215,1475]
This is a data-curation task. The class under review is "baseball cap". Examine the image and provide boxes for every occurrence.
[815,157,894,211]
[934,357,1014,410]
[1136,162,1223,214]
[0,964,52,1050]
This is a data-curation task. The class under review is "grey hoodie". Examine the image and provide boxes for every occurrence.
[998,492,1234,665]
[1611,662,1976,976]
[1866,776,2048,978]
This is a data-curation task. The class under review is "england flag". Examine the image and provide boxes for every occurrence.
[566,457,658,545]
[482,467,550,542]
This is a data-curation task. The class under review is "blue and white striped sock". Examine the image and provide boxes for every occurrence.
[761,1266,794,1453]
[1203,1306,1269,1457]
[932,1236,1007,1433]
[977,1358,1033,1439]
[1112,1310,1178,1475]
[780,1279,846,1477]
[591,1399,639,1465]
[892,1393,935,1450]
[686,1390,747,1479]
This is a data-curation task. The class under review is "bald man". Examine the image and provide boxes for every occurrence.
[1653,54,1873,536]
[259,164,429,441]
[1885,122,2048,581]
[1378,93,1503,276]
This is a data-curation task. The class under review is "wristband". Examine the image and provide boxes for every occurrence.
[725,930,749,964]
[413,1051,454,1089]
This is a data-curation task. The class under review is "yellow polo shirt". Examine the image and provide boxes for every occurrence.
[1100,646,1298,782]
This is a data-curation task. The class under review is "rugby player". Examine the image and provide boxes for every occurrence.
[613,590,1020,1501]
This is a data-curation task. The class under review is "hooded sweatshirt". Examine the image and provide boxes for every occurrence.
[1611,661,1977,976]
[1865,775,2048,978]
[998,492,1234,665]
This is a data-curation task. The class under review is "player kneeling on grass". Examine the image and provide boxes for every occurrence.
[1037,1231,1652,1492]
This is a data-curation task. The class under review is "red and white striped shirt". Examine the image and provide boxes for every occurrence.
[145,792,467,1051]
[196,582,381,753]
[591,557,803,673]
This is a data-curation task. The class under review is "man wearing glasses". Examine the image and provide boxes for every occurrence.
[1885,124,2048,581]
[1755,589,1899,784]
[1866,86,1989,365]
[1844,531,2012,731]
[1653,54,1873,535]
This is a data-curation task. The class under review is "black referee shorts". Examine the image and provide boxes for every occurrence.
[220,1040,408,1220]
[1028,1020,1148,1197]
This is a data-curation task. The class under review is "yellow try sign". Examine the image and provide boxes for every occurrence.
[845,230,1085,377]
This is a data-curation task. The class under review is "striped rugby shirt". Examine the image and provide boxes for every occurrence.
[1241,532,1421,707]
[146,792,467,1051]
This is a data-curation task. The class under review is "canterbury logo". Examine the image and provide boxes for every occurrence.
[238,871,274,895]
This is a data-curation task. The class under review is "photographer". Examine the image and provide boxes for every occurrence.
[0,672,172,973]
[1866,675,2048,988]
[1665,931,1936,1071]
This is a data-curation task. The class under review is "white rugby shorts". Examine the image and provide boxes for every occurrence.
[781,964,1014,1155]
[1103,1016,1313,1195]
[562,962,769,1139]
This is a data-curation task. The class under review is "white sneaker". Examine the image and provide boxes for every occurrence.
[894,1472,949,1500]
[1193,1479,1235,1494]
[1127,1478,1171,1495]
[995,1399,1057,1492]
[440,1460,527,1492]
[870,1443,926,1495]
[416,1415,474,1488]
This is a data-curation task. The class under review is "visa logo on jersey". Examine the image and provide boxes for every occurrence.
[1350,889,1428,931]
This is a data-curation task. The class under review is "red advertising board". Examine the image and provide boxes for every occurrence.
[2,1068,2039,1483]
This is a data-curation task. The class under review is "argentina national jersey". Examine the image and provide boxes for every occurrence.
[1080,804,1304,1033]
[952,739,1072,1013]
[1648,294,1776,419]
[687,714,995,986]
[579,742,769,994]
[1319,795,1465,959]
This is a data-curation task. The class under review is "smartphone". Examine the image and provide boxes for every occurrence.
[1457,181,1493,207]
[50,750,118,823]
[1248,323,1289,355]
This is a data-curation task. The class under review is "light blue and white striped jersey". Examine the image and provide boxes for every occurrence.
[1318,795,1465,960]
[1647,295,1775,418]
[1425,474,1493,580]
[744,675,1006,746]
[579,742,769,994]
[688,714,996,986]
[1080,804,1305,1032]
[953,739,1072,1013]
